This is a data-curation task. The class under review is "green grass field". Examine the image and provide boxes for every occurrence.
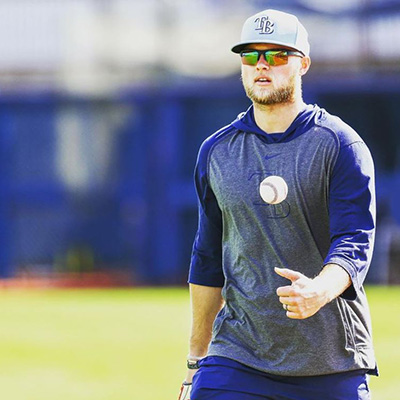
[0,286,398,399]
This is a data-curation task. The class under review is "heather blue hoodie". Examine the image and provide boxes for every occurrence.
[189,104,377,376]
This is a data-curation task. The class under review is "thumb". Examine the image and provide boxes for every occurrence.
[274,267,305,283]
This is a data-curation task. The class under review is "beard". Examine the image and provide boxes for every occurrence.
[242,74,298,106]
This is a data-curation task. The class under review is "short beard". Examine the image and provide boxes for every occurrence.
[243,75,298,106]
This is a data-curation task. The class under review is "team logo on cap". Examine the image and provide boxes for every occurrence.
[254,16,274,34]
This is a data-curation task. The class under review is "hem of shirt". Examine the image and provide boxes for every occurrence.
[206,351,377,378]
[188,274,224,287]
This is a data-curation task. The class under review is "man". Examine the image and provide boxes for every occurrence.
[178,8,377,400]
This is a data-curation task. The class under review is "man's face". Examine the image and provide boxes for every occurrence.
[240,43,308,106]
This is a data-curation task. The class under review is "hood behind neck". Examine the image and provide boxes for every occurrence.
[232,104,319,144]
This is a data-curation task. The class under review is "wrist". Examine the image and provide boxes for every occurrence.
[313,277,331,305]
[184,368,198,385]
[316,263,352,302]
[186,354,205,370]
[187,354,204,361]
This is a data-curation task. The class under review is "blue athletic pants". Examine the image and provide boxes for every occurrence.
[191,356,371,400]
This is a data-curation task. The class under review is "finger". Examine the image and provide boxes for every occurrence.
[286,310,303,319]
[274,267,304,282]
[276,285,296,297]
[286,307,319,320]
[287,311,314,320]
[279,297,296,307]
[281,302,297,313]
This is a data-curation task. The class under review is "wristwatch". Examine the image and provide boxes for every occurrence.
[187,359,201,369]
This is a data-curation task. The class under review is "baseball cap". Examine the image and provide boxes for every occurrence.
[231,9,310,57]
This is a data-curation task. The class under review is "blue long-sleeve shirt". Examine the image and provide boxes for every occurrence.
[189,104,377,376]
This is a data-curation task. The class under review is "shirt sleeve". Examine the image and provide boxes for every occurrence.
[188,140,224,287]
[324,141,376,300]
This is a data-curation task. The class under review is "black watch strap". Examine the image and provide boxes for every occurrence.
[187,359,201,369]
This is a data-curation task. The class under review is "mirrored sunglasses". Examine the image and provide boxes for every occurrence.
[240,49,303,66]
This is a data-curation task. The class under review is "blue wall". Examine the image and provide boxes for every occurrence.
[0,77,399,284]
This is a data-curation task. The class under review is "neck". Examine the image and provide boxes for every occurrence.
[253,98,306,134]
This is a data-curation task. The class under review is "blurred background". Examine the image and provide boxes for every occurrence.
[0,0,400,286]
[0,2,399,399]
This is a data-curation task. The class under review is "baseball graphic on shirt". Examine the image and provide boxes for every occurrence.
[259,176,288,204]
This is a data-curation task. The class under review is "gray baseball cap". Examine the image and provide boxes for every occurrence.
[231,9,310,56]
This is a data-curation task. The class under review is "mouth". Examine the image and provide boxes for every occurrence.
[255,76,272,85]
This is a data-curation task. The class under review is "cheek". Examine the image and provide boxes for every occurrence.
[274,66,298,84]
[288,60,303,76]
[241,66,253,83]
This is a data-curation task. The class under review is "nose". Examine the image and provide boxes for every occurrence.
[256,54,270,70]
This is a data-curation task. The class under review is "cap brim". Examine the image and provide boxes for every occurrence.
[231,40,305,56]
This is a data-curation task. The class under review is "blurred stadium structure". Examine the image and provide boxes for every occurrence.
[0,0,399,285]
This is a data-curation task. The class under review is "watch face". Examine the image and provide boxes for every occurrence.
[187,360,200,369]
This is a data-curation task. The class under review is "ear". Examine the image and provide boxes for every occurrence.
[299,56,311,76]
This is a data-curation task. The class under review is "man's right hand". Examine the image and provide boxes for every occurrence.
[177,382,192,400]
[185,368,198,384]
[182,283,223,399]
[178,369,198,400]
